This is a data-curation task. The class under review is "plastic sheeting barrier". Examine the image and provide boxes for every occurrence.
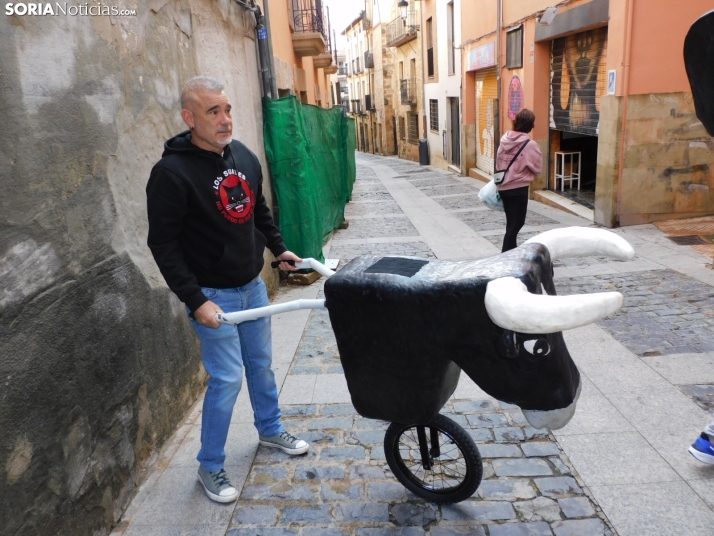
[263,97,356,262]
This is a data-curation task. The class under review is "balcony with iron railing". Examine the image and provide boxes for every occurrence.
[386,10,420,47]
[364,51,374,69]
[350,99,362,115]
[292,0,329,57]
[400,78,417,105]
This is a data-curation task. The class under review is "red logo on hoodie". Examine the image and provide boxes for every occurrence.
[215,171,254,224]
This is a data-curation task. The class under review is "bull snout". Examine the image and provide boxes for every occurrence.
[522,380,581,430]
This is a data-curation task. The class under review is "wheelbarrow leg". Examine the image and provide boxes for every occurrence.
[416,425,432,470]
[429,425,441,458]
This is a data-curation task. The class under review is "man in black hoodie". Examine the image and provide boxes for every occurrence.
[147,76,309,503]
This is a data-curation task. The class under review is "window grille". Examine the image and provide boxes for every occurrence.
[408,113,419,143]
[429,100,439,132]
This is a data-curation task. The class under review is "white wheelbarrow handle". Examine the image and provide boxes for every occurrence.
[294,258,336,278]
[216,258,334,325]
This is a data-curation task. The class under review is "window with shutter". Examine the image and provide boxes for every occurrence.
[506,26,523,69]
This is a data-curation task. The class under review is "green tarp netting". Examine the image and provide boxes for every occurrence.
[263,96,356,262]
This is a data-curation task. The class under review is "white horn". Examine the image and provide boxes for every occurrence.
[485,277,623,334]
[525,227,635,261]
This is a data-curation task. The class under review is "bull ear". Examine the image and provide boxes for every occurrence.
[485,277,623,334]
[524,227,635,261]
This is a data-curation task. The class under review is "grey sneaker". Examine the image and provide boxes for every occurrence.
[197,466,238,503]
[259,431,310,455]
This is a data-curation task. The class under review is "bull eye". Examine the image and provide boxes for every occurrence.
[523,339,550,356]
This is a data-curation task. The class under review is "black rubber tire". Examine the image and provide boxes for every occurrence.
[384,414,483,504]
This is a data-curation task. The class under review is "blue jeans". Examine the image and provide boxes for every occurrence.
[189,276,283,472]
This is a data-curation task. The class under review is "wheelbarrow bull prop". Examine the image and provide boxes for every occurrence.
[217,227,635,504]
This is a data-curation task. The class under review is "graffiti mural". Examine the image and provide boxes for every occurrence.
[508,75,524,121]
[551,27,608,135]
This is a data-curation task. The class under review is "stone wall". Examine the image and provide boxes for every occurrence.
[0,1,275,534]
[594,96,623,227]
[596,92,714,226]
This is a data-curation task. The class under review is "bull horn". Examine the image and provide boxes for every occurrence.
[485,277,623,334]
[524,227,635,261]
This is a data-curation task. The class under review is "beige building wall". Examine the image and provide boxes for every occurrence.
[266,0,335,106]
[344,14,373,153]
[0,1,269,533]
[384,1,425,162]
[366,0,397,156]
[595,0,714,226]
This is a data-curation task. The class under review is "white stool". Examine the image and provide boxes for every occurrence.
[554,151,581,191]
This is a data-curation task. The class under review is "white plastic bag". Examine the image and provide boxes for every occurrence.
[478,180,504,212]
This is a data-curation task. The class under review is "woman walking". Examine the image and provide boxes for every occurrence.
[496,109,543,252]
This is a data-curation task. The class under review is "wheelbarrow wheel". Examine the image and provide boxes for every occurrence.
[384,414,482,504]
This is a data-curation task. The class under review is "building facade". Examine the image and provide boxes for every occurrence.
[422,0,463,171]
[331,50,349,112]
[385,0,426,162]
[460,0,714,226]
[268,0,337,107]
[344,13,374,152]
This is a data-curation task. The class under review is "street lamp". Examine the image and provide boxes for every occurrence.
[398,0,408,24]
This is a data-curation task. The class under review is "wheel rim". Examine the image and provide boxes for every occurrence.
[393,425,470,493]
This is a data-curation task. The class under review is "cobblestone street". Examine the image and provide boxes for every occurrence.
[114,153,714,536]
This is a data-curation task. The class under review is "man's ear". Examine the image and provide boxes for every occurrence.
[181,109,194,130]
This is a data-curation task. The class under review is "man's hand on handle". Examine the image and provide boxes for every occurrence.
[194,251,301,329]
[194,300,224,329]
[275,251,302,271]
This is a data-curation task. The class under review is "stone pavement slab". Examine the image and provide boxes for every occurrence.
[589,481,714,536]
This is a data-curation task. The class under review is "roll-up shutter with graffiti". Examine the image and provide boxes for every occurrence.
[550,27,608,136]
[475,68,498,174]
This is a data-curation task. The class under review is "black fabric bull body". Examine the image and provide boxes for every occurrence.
[323,243,579,426]
[684,10,714,136]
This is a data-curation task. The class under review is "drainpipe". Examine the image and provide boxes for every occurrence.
[263,0,279,99]
[247,0,280,224]
[615,0,635,225]
[494,0,502,161]
[257,0,278,100]
[256,9,274,99]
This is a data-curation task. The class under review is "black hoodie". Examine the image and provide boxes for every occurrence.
[146,131,287,312]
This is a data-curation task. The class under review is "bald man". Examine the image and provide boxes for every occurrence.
[146,76,309,503]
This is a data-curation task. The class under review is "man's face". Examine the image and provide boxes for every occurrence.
[184,90,233,152]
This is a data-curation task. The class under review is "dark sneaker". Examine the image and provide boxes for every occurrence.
[197,466,238,503]
[259,431,309,455]
[689,433,714,465]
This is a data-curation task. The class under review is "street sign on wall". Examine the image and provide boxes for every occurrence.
[467,43,496,72]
